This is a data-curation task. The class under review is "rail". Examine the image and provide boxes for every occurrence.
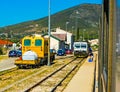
[24,58,86,92]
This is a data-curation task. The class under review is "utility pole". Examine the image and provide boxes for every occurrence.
[83,29,86,41]
[72,26,74,34]
[47,0,51,66]
[66,21,69,32]
[65,21,69,42]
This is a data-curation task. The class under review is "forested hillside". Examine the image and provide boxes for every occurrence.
[0,4,101,41]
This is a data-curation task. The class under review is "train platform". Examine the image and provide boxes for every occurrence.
[63,52,98,92]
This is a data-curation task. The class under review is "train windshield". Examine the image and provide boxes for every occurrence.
[24,39,31,46]
[81,44,87,48]
[35,39,42,46]
[74,44,80,48]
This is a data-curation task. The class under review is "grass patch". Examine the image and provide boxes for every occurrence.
[0,67,18,76]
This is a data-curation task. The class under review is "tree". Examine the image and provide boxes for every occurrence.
[76,27,80,41]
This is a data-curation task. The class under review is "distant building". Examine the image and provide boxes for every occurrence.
[51,28,74,50]
[0,39,13,47]
[44,28,74,51]
[88,39,99,46]
[44,34,65,51]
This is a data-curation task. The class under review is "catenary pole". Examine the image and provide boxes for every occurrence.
[47,0,51,66]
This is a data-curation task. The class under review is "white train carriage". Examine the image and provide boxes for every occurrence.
[73,42,89,57]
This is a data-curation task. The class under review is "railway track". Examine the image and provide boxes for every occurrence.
[0,67,18,76]
[55,55,74,60]
[0,55,73,75]
[24,58,86,92]
[0,56,76,92]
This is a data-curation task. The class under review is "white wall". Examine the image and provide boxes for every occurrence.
[53,28,74,50]
[66,32,73,49]
[44,35,64,51]
[50,37,59,51]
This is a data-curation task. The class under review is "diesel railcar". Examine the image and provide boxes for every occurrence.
[15,34,55,68]
[73,41,89,57]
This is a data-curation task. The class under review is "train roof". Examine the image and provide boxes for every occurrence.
[74,41,88,44]
[22,34,44,39]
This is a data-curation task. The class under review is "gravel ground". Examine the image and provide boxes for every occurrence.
[0,54,73,72]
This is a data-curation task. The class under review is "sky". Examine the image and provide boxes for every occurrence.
[0,0,102,27]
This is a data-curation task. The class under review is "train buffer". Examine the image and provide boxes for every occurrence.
[63,52,98,92]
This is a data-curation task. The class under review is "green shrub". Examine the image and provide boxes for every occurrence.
[91,44,99,51]
[0,47,7,55]
[0,47,3,55]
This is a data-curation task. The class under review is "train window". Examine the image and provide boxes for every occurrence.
[24,39,31,46]
[35,39,42,46]
[116,0,120,91]
[81,44,87,48]
[74,44,80,48]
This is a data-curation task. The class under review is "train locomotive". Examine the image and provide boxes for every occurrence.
[15,34,55,68]
[73,41,89,57]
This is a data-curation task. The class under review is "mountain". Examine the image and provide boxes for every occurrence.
[0,4,101,40]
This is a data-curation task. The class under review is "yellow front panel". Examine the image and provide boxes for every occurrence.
[15,59,39,65]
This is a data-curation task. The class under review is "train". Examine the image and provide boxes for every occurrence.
[15,34,55,68]
[98,0,120,92]
[73,41,89,57]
